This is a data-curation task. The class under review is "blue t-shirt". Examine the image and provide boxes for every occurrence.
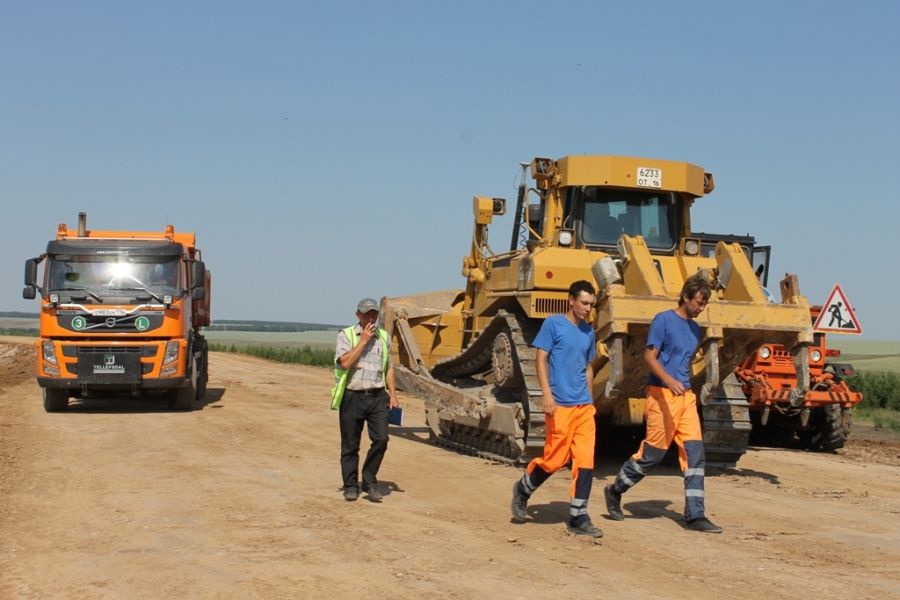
[532,314,597,406]
[646,309,701,389]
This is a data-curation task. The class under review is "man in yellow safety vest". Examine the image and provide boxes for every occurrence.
[332,297,399,502]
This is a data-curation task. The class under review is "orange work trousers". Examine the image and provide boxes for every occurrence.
[527,403,596,498]
[634,386,702,471]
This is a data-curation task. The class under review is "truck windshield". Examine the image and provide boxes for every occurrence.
[577,188,680,249]
[46,256,181,299]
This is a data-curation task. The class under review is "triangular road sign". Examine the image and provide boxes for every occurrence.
[813,284,862,334]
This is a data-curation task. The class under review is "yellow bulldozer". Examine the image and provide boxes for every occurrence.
[382,155,814,467]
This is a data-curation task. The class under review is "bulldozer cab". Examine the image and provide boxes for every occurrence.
[509,155,713,258]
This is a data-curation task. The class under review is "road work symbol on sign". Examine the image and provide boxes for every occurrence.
[813,284,862,335]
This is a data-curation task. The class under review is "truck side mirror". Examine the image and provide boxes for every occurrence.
[191,261,206,290]
[24,258,38,287]
[23,286,36,299]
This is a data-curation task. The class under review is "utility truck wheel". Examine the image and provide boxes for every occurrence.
[799,405,850,451]
[43,388,68,412]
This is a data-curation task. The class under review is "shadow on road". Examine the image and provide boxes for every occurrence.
[62,386,226,414]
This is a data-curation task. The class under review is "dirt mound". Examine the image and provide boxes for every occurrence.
[0,342,35,395]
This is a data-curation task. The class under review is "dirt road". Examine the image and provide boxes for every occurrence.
[1,338,898,599]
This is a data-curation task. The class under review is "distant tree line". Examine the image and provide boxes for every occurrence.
[206,319,339,332]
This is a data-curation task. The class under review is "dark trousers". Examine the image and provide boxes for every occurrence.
[339,389,389,490]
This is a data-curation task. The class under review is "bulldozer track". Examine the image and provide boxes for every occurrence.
[702,373,752,468]
[427,310,544,465]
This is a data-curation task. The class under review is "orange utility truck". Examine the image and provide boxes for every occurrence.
[23,213,211,411]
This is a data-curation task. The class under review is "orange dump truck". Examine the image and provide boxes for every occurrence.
[22,213,211,411]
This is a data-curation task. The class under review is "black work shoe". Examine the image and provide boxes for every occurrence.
[343,486,359,502]
[685,517,723,533]
[363,484,383,502]
[567,519,604,538]
[510,481,528,521]
[604,485,624,521]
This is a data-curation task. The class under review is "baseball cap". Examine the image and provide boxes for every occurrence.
[356,297,379,313]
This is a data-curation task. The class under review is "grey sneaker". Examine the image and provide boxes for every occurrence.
[343,486,359,502]
[510,481,528,521]
[604,485,624,521]
[567,519,604,538]
[685,517,723,533]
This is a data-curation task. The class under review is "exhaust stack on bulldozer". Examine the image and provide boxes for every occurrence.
[383,155,814,467]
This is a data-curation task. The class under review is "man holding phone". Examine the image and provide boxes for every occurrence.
[332,298,399,502]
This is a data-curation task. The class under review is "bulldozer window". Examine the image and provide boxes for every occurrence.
[577,188,679,250]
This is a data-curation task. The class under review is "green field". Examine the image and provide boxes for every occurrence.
[0,317,38,330]
[204,329,338,350]
[828,339,900,373]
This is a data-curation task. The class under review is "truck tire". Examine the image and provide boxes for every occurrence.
[196,338,208,400]
[43,388,68,412]
[799,405,850,451]
[172,382,195,412]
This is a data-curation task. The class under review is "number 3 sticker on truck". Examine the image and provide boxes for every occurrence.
[637,167,662,188]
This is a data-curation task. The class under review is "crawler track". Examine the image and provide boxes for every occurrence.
[425,311,543,465]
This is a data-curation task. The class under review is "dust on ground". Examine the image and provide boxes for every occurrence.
[1,338,898,599]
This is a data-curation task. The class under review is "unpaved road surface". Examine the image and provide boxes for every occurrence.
[1,337,899,599]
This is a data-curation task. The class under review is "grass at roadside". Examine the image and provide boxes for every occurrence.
[0,328,37,337]
[846,370,900,431]
[854,408,900,432]
[208,342,333,368]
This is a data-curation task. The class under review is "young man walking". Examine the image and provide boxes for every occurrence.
[604,273,722,533]
[510,280,602,538]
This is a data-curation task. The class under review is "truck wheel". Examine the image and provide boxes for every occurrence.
[172,382,195,412]
[196,339,208,400]
[799,405,850,451]
[43,388,69,412]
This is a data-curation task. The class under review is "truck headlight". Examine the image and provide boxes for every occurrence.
[42,341,58,365]
[163,341,179,364]
[810,349,822,362]
[759,346,771,359]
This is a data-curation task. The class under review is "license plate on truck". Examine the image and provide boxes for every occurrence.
[76,351,141,384]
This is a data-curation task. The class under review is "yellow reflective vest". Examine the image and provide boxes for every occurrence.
[330,325,390,410]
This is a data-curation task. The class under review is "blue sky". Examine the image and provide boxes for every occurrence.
[2,1,897,338]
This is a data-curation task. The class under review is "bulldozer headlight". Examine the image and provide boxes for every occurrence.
[559,230,573,246]
[810,349,822,362]
[759,346,771,359]
[684,239,700,256]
